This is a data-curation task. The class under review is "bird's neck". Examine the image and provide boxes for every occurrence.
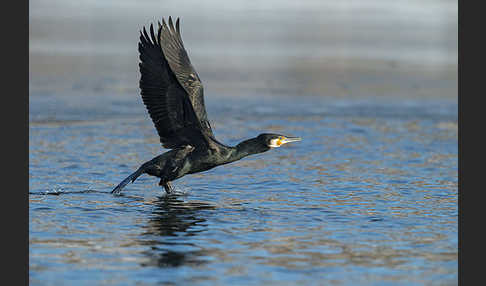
[228,137,270,163]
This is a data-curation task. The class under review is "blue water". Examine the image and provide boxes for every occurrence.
[29,92,457,285]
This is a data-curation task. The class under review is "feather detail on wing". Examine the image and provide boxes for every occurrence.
[138,22,211,149]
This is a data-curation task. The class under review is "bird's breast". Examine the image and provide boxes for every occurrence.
[184,152,220,174]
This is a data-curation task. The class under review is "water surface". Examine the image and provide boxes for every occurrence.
[30,93,457,285]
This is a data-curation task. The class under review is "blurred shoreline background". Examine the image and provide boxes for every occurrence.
[30,0,457,101]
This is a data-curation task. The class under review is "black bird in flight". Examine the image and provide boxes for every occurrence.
[112,17,301,194]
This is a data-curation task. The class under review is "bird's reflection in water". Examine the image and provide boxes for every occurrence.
[140,194,216,268]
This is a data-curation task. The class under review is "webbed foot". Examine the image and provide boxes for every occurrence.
[159,180,174,194]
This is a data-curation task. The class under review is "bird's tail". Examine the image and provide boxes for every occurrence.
[111,167,145,194]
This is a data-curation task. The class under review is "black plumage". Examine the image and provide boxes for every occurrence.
[112,17,301,194]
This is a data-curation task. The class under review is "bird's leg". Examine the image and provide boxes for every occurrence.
[159,179,174,194]
[164,182,174,194]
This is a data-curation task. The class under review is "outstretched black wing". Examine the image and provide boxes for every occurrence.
[138,22,211,149]
[158,17,214,136]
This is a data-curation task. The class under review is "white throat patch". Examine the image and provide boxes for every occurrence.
[268,138,282,148]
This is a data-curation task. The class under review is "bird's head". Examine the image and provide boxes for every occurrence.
[257,133,302,148]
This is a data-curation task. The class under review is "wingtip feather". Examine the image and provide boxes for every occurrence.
[150,23,157,44]
[142,26,151,45]
[168,16,175,33]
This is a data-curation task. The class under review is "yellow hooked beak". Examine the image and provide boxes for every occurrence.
[274,136,302,147]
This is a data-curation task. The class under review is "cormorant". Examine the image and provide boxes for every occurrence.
[112,17,301,194]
